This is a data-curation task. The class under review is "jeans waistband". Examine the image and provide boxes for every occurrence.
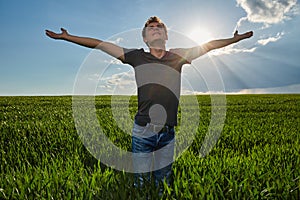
[147,123,174,133]
[153,125,171,133]
[135,121,173,127]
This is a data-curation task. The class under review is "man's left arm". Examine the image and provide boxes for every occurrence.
[179,30,253,62]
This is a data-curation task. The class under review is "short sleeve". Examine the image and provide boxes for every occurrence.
[170,47,205,64]
[122,48,140,66]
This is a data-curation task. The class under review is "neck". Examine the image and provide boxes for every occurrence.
[149,47,166,59]
[148,39,166,58]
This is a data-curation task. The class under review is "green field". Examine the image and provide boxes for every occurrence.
[0,95,299,199]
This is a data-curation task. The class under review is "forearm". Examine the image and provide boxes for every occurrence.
[203,31,253,52]
[203,37,238,52]
[63,34,102,49]
[180,37,238,61]
[63,34,124,60]
[46,28,125,60]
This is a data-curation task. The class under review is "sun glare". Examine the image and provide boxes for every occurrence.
[187,27,213,44]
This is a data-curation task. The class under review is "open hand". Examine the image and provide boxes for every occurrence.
[234,30,253,41]
[45,28,69,40]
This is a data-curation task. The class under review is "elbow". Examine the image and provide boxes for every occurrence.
[203,42,214,52]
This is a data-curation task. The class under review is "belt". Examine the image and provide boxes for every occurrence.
[135,121,173,133]
[148,123,173,133]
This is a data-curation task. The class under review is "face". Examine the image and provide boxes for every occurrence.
[143,22,168,46]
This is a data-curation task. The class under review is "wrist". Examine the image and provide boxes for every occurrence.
[62,34,71,41]
[233,36,241,43]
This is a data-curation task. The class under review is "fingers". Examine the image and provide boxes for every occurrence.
[45,28,69,39]
[244,31,253,38]
[45,29,60,39]
[235,30,253,39]
[61,28,67,33]
[45,30,54,37]
[248,31,253,37]
[45,30,54,34]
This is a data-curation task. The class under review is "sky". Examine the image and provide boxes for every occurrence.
[0,0,300,95]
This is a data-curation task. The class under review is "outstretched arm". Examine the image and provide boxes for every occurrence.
[45,28,125,61]
[202,30,253,52]
[178,30,253,62]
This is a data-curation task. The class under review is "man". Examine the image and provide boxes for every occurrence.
[46,16,253,193]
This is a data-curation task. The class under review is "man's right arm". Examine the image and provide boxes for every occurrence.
[45,28,125,61]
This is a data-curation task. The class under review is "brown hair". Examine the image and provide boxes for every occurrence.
[142,16,168,38]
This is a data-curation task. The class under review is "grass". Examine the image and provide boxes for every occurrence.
[0,94,299,199]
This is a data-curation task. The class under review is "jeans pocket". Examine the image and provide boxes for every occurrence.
[132,123,148,136]
[132,123,155,138]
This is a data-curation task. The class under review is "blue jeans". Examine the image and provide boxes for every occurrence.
[132,122,175,189]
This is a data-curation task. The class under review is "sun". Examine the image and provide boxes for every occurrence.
[187,27,213,44]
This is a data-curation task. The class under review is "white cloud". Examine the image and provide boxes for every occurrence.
[181,87,228,95]
[107,37,124,44]
[236,0,298,25]
[211,46,257,55]
[234,84,300,94]
[257,32,284,45]
[233,1,299,54]
[97,71,136,95]
[103,58,123,65]
[87,73,101,81]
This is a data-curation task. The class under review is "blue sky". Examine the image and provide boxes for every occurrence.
[0,0,300,95]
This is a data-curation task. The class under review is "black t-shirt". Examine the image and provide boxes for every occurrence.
[122,48,190,126]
